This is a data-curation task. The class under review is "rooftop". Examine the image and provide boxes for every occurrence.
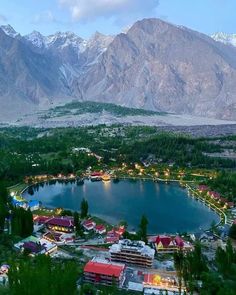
[84,260,125,277]
[46,217,74,227]
[109,239,155,258]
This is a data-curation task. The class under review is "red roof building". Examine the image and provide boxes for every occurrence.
[115,226,125,236]
[198,185,209,192]
[95,224,106,234]
[83,219,96,231]
[84,260,125,286]
[105,229,120,243]
[174,236,184,248]
[33,215,51,224]
[46,217,74,233]
[156,236,173,248]
[155,235,192,253]
[90,172,103,181]
[208,191,221,200]
[91,172,103,177]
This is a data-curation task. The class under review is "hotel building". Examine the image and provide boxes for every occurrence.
[109,239,155,268]
[84,258,125,287]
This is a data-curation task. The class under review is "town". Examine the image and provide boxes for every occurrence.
[1,161,236,294]
[0,126,236,294]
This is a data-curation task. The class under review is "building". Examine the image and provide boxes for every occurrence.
[33,215,51,225]
[43,231,65,244]
[155,235,192,253]
[46,217,74,233]
[105,226,125,243]
[14,236,57,256]
[84,259,125,287]
[198,185,209,193]
[28,200,41,211]
[207,191,221,200]
[95,224,106,235]
[105,230,120,244]
[109,239,155,268]
[90,172,103,181]
[11,198,28,209]
[83,219,96,231]
[143,273,180,294]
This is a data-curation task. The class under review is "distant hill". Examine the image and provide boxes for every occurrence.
[1,19,236,121]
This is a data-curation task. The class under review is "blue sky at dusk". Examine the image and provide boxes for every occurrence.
[0,0,235,38]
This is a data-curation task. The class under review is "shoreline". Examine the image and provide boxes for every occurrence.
[17,175,224,235]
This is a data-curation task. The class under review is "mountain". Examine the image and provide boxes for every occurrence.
[1,24,20,38]
[0,27,76,119]
[211,32,236,47]
[74,19,236,120]
[1,19,236,121]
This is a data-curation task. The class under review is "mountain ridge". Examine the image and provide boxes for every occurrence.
[1,19,236,121]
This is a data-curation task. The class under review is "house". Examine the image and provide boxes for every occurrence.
[46,217,74,233]
[84,258,125,286]
[115,226,125,236]
[208,191,221,200]
[83,219,96,231]
[90,172,103,181]
[11,198,28,209]
[155,236,174,252]
[28,200,41,211]
[95,224,106,235]
[104,226,125,243]
[155,235,192,253]
[43,232,65,244]
[14,236,57,256]
[226,202,234,209]
[33,215,51,225]
[198,185,209,193]
[105,230,120,243]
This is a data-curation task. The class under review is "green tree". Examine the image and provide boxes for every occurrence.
[229,224,236,240]
[174,250,184,293]
[8,255,78,295]
[138,214,148,243]
[0,182,8,233]
[80,198,88,219]
[11,207,33,237]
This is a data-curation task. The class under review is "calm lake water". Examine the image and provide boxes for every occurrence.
[23,179,220,234]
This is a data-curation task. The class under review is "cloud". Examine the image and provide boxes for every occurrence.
[0,14,7,23]
[32,10,56,24]
[59,0,159,22]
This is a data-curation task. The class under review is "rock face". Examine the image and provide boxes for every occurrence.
[76,19,236,119]
[1,19,236,120]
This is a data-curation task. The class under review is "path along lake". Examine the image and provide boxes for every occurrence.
[23,179,220,234]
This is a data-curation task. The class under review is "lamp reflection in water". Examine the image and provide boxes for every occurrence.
[103,179,111,191]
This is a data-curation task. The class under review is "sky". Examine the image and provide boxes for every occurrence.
[0,0,235,39]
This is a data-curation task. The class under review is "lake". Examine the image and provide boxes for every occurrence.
[23,179,220,234]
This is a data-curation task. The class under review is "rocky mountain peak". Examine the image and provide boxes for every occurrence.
[0,24,20,38]
[24,31,46,48]
[87,31,113,48]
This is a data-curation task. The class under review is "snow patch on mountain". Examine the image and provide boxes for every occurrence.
[0,24,20,38]
[24,31,46,48]
[211,32,236,47]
